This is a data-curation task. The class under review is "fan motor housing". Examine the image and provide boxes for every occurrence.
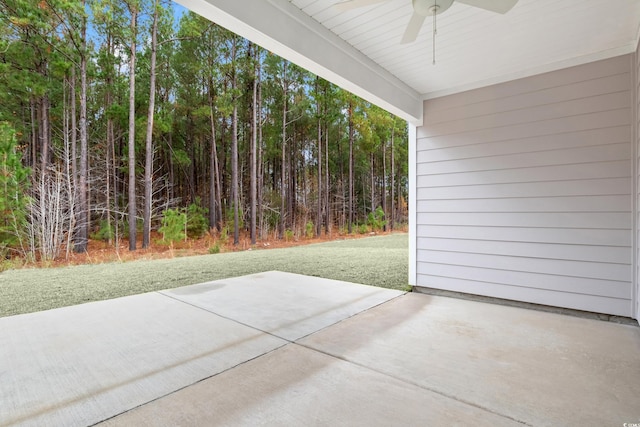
[413,0,454,16]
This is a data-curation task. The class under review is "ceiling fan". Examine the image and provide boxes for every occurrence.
[334,0,519,44]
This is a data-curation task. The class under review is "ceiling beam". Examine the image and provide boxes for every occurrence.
[174,0,424,125]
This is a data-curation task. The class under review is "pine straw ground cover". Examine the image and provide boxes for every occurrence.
[0,233,408,318]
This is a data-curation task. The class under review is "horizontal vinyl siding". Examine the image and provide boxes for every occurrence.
[416,55,634,317]
[636,42,640,320]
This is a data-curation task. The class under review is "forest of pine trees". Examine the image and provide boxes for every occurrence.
[0,0,408,261]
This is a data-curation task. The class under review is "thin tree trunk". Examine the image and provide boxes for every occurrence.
[208,92,218,231]
[76,4,88,253]
[287,131,294,231]
[382,136,387,232]
[187,116,196,202]
[257,75,264,239]
[370,152,375,215]
[214,128,222,232]
[127,5,138,251]
[70,67,77,189]
[63,75,74,258]
[30,97,36,168]
[106,115,113,243]
[142,0,158,249]
[168,130,174,202]
[250,44,258,245]
[390,120,395,230]
[231,39,239,245]
[324,121,330,234]
[348,98,354,234]
[232,105,239,244]
[337,125,345,230]
[315,77,322,237]
[112,117,119,248]
[40,95,50,173]
[105,32,114,245]
[279,60,288,239]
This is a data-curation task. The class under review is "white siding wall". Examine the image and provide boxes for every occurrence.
[417,55,634,317]
[636,40,640,321]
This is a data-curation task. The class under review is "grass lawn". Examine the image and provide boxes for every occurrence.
[0,233,408,318]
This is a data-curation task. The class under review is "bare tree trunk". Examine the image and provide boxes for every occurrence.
[127,5,138,251]
[287,133,294,232]
[250,44,258,245]
[370,152,375,215]
[315,77,322,237]
[30,98,36,168]
[232,105,239,244]
[105,32,114,245]
[63,75,74,258]
[279,60,288,239]
[142,0,158,249]
[348,98,354,234]
[231,38,239,245]
[40,95,50,173]
[208,91,219,231]
[112,119,119,248]
[382,136,387,232]
[324,122,330,234]
[257,76,264,239]
[337,126,345,231]
[76,5,89,253]
[70,67,77,189]
[168,131,174,202]
[187,116,196,202]
[38,92,51,254]
[390,120,395,230]
[214,128,222,232]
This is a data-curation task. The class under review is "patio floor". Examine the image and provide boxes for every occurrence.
[1,271,639,426]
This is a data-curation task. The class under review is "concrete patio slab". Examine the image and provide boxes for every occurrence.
[0,292,287,427]
[2,271,639,426]
[299,292,640,426]
[100,343,521,427]
[161,271,404,341]
[0,271,404,426]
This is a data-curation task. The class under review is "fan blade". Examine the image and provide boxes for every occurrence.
[400,12,426,44]
[456,0,518,14]
[334,0,388,12]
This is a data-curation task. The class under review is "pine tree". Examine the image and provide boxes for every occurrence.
[0,122,30,256]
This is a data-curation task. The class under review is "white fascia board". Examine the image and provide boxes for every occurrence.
[174,0,423,125]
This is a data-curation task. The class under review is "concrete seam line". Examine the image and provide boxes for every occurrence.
[294,343,532,426]
[157,290,291,342]
[292,291,408,342]
[89,342,292,426]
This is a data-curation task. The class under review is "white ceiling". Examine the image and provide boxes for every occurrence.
[292,0,640,99]
[176,0,640,124]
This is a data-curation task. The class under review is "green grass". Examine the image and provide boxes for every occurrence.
[0,233,408,318]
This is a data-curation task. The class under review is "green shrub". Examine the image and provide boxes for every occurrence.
[305,221,314,238]
[357,224,369,234]
[208,243,221,254]
[367,206,387,231]
[225,204,244,229]
[91,220,115,242]
[158,208,187,245]
[284,229,294,242]
[219,226,229,244]
[0,256,22,272]
[0,122,30,256]
[186,199,209,238]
